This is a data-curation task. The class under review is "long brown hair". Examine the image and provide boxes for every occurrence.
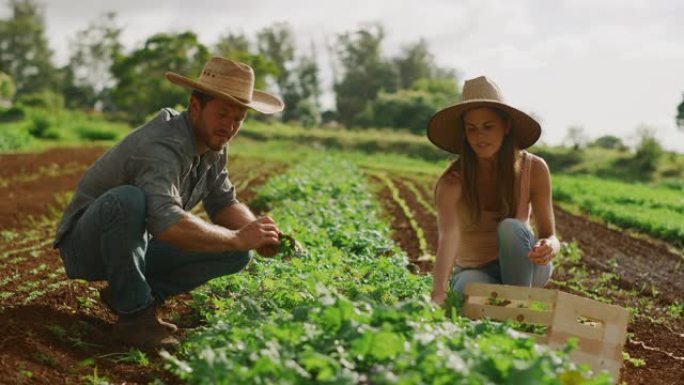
[446,107,522,226]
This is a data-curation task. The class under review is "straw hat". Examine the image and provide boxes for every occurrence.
[427,76,540,154]
[166,57,284,114]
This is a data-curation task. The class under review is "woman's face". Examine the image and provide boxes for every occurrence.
[463,107,510,160]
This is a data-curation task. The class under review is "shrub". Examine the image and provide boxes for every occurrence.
[76,124,121,141]
[17,91,64,112]
[0,127,32,151]
[28,112,55,138]
[0,106,26,123]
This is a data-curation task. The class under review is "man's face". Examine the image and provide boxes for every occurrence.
[190,96,248,153]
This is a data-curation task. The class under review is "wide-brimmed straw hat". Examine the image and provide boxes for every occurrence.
[427,76,541,154]
[166,57,284,114]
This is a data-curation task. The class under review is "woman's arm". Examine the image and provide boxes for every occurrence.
[431,173,462,305]
[529,157,560,265]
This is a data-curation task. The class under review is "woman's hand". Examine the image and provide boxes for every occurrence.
[431,289,447,306]
[527,238,556,265]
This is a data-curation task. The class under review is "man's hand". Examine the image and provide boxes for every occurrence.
[256,243,279,258]
[234,216,280,251]
[528,238,554,265]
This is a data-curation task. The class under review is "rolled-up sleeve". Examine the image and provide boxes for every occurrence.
[203,155,238,221]
[126,144,186,237]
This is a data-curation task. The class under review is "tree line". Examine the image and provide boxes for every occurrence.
[0,0,459,133]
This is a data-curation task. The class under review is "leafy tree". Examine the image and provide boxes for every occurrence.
[334,24,398,127]
[256,22,295,93]
[394,39,435,89]
[0,71,15,102]
[677,93,684,130]
[0,0,58,95]
[110,31,209,125]
[62,12,122,110]
[281,50,321,126]
[633,125,663,174]
[359,77,458,133]
[590,135,627,151]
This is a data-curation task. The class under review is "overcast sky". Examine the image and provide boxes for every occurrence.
[5,0,684,152]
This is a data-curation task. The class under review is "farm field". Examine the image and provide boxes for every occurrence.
[0,132,682,384]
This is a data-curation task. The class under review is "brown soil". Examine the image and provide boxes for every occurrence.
[0,147,280,384]
[369,172,684,385]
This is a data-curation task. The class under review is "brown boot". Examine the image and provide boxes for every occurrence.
[99,286,178,332]
[112,305,179,349]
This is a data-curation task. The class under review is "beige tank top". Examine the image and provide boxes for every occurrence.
[455,151,534,268]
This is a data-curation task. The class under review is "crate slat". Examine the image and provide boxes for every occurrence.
[464,303,553,325]
[464,283,558,303]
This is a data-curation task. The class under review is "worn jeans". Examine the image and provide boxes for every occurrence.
[450,218,553,293]
[58,185,251,315]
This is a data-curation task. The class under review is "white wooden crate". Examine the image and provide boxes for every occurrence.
[463,283,630,382]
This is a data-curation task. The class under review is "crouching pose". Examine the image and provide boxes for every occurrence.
[54,57,284,348]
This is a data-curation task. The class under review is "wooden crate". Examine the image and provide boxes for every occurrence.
[463,283,630,382]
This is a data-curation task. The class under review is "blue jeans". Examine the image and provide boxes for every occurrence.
[450,218,553,293]
[58,185,251,315]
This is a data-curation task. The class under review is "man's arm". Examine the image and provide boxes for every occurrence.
[211,202,256,230]
[156,210,279,253]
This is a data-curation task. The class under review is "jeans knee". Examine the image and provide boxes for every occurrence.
[497,218,524,238]
[99,185,146,231]
[112,185,146,215]
[232,250,252,271]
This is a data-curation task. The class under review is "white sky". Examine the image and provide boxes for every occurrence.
[5,0,684,152]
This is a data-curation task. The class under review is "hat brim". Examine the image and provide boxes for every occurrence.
[427,100,541,154]
[165,72,284,114]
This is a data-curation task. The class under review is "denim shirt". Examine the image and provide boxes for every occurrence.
[54,108,238,247]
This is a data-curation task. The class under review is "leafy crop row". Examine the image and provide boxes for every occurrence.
[554,175,684,245]
[164,156,609,385]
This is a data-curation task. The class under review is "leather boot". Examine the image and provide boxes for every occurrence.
[112,305,179,349]
[99,285,178,332]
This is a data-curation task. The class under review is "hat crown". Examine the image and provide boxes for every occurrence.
[461,76,505,103]
[197,57,254,102]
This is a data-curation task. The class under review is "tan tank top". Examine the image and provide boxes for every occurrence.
[455,151,534,268]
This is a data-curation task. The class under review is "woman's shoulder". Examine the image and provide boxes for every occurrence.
[523,151,551,176]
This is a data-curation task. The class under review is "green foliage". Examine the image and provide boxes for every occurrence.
[0,71,16,100]
[74,123,121,141]
[27,109,55,138]
[0,105,25,122]
[0,123,32,151]
[163,156,607,385]
[554,174,684,245]
[62,12,122,110]
[360,88,445,134]
[632,126,663,175]
[0,0,59,95]
[334,24,399,127]
[17,90,64,112]
[256,22,295,92]
[589,135,627,151]
[110,31,209,125]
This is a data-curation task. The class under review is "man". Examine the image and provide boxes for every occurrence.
[54,57,283,349]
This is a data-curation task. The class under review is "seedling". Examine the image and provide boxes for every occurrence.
[277,232,307,260]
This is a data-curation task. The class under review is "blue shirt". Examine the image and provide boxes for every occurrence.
[54,108,238,247]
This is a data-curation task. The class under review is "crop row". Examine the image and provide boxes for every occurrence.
[553,175,684,245]
[163,156,608,385]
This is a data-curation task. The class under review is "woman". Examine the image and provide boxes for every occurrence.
[426,76,559,305]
